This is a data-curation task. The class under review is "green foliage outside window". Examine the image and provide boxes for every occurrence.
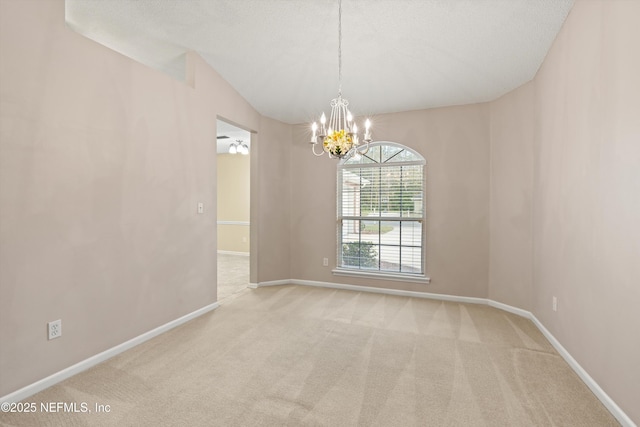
[341,242,378,268]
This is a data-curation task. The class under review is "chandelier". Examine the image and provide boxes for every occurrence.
[310,0,371,159]
[228,139,249,155]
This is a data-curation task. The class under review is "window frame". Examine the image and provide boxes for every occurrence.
[333,141,430,284]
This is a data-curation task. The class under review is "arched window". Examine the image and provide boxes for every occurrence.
[336,142,427,280]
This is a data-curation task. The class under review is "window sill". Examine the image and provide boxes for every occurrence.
[332,268,431,284]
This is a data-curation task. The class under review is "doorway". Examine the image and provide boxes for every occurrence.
[216,119,251,302]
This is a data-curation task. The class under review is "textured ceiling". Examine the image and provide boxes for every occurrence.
[65,0,574,125]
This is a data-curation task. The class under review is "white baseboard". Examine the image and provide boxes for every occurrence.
[290,279,486,305]
[529,316,635,427]
[217,250,250,256]
[487,299,532,319]
[256,279,291,287]
[253,278,635,427]
[217,221,250,226]
[0,302,219,404]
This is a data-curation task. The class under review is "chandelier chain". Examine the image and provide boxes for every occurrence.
[309,0,371,159]
[338,0,342,96]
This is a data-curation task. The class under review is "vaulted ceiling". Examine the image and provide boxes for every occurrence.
[65,0,574,124]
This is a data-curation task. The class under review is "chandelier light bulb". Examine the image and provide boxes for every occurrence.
[228,143,237,154]
[364,119,372,142]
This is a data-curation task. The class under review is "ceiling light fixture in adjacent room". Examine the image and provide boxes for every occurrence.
[310,0,371,159]
[228,139,249,155]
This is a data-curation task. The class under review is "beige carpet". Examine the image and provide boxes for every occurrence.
[217,253,250,303]
[0,285,618,426]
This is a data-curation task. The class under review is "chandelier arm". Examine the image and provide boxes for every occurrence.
[311,143,325,157]
[358,140,371,156]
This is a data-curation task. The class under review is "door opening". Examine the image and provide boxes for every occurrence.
[216,119,251,302]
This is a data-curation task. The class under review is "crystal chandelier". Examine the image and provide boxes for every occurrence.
[310,0,372,159]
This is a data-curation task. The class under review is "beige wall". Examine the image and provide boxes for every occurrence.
[490,0,640,421]
[0,0,290,396]
[256,116,292,283]
[531,0,640,420]
[217,154,250,253]
[217,225,249,253]
[291,104,491,297]
[489,82,535,310]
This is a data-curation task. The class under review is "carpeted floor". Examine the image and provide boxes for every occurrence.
[0,285,618,426]
[217,253,250,303]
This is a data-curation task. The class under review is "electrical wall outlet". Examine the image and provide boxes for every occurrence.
[323,257,329,267]
[552,296,558,312]
[48,319,62,340]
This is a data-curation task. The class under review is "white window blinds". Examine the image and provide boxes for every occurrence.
[338,144,425,274]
